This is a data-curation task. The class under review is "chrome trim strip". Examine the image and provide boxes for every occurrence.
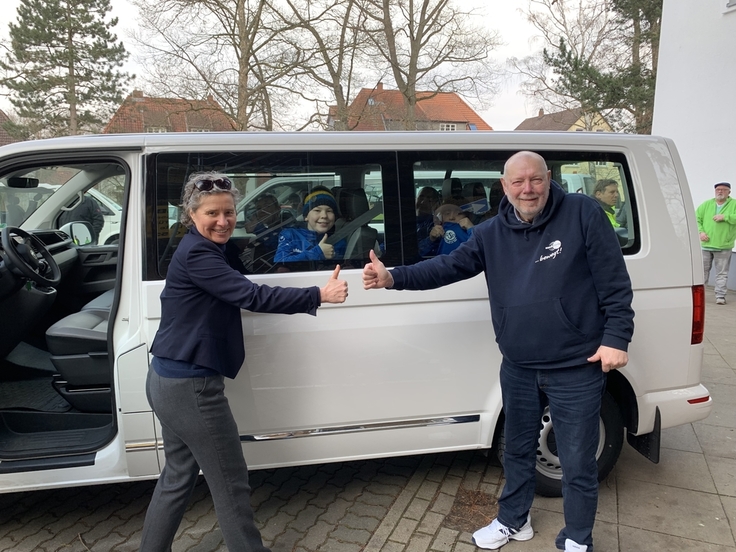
[125,442,159,452]
[240,415,480,442]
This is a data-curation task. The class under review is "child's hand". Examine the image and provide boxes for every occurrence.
[458,215,474,230]
[318,234,335,259]
[429,224,445,241]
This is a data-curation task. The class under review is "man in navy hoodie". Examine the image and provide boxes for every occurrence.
[363,151,634,552]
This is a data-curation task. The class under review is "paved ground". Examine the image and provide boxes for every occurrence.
[0,297,734,552]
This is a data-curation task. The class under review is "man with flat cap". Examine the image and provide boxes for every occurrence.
[697,182,736,304]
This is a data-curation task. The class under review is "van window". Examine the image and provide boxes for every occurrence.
[1,163,126,247]
[146,151,398,279]
[412,163,502,258]
[551,156,636,251]
[401,151,638,260]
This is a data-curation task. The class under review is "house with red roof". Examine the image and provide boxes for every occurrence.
[103,90,236,134]
[329,82,492,131]
[515,108,611,132]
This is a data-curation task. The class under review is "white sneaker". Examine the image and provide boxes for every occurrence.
[472,515,534,549]
[565,538,588,551]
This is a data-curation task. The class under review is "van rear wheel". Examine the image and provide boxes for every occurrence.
[497,391,624,498]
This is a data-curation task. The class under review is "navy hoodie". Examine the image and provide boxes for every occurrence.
[390,181,634,369]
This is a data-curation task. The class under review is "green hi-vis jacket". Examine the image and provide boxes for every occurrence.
[696,197,736,250]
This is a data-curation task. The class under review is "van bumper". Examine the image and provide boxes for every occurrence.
[636,384,712,435]
[627,384,711,464]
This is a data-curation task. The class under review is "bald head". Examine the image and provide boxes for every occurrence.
[503,151,548,178]
[500,151,552,223]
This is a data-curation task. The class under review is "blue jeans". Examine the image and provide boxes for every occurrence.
[140,368,270,552]
[497,361,606,551]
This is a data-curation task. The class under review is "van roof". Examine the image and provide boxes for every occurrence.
[0,131,668,157]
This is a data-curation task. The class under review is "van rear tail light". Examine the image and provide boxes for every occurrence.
[687,396,710,405]
[692,285,705,344]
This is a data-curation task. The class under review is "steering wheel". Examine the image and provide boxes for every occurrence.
[1,226,62,287]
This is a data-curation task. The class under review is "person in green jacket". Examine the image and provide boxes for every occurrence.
[593,179,621,228]
[696,182,736,304]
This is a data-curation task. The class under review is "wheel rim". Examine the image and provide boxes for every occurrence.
[535,406,606,480]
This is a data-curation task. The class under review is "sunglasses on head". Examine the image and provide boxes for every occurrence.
[194,178,232,191]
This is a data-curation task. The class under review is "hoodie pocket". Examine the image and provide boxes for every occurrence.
[496,298,588,363]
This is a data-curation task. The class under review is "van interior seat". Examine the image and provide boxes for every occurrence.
[82,289,115,311]
[46,309,109,356]
[442,178,464,205]
[45,308,111,412]
[339,188,378,259]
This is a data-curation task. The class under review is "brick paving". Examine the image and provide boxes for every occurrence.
[0,450,504,552]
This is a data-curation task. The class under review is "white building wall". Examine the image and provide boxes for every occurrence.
[653,0,736,292]
[652,0,736,209]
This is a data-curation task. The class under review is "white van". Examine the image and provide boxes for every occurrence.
[0,132,711,496]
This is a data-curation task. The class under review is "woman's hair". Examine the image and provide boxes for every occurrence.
[179,171,242,227]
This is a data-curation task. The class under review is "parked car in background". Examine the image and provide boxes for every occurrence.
[0,183,123,245]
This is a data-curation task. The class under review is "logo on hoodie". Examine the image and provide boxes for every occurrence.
[536,240,562,263]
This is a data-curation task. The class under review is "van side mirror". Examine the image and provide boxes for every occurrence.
[60,221,97,245]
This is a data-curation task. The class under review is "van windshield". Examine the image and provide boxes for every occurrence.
[0,164,125,240]
[0,174,64,227]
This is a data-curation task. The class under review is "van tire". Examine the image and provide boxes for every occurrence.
[497,391,624,498]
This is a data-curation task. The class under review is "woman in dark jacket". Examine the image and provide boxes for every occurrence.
[140,172,348,552]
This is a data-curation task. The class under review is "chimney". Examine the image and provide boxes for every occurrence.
[538,108,544,117]
[376,82,383,91]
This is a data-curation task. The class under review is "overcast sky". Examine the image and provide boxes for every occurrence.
[0,0,543,131]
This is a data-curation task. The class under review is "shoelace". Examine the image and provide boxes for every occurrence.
[498,525,517,537]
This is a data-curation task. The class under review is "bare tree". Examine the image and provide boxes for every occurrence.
[356,0,501,130]
[274,0,372,130]
[510,0,661,133]
[130,0,305,131]
[510,0,618,124]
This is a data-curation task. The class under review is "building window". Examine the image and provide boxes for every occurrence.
[439,123,456,131]
[146,127,168,133]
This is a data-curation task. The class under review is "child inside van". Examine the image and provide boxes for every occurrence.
[419,203,474,256]
[416,186,442,241]
[274,187,346,262]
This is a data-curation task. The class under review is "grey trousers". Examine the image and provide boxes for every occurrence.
[703,249,732,299]
[140,368,270,552]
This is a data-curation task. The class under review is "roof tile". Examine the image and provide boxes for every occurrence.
[103,91,236,133]
[340,84,492,131]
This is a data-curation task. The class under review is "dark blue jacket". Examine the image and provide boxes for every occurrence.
[418,222,474,256]
[151,227,321,378]
[274,226,347,262]
[390,182,634,369]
